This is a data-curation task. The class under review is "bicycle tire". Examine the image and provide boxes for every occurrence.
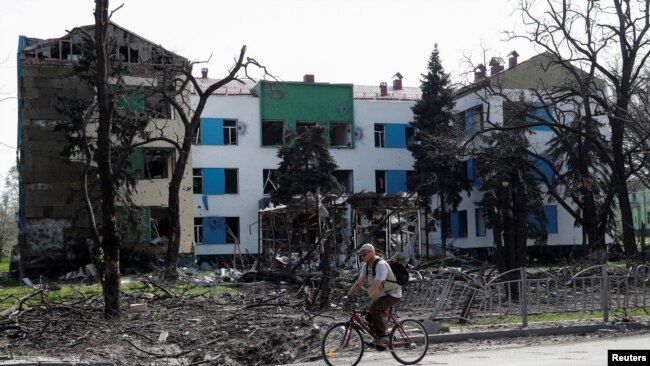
[321,321,365,366]
[389,318,429,365]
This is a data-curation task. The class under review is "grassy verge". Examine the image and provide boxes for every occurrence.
[0,278,240,311]
[442,306,650,328]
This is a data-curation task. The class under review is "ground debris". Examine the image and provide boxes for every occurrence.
[0,278,341,365]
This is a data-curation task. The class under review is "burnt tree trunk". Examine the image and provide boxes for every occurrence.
[95,0,121,318]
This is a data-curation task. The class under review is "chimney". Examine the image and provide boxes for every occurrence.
[380,82,388,96]
[474,64,486,82]
[508,50,519,69]
[489,57,505,76]
[201,68,208,79]
[303,74,315,83]
[392,72,403,90]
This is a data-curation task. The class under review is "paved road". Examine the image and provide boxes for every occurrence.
[291,333,650,366]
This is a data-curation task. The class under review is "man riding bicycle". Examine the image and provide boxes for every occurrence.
[347,243,402,344]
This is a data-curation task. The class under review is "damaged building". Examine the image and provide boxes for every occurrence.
[191,75,423,264]
[17,23,195,273]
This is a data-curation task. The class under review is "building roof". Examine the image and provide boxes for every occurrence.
[353,84,421,101]
[191,78,258,96]
[191,78,421,100]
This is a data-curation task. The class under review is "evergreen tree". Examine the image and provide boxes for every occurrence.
[272,125,340,204]
[476,99,546,274]
[408,44,470,258]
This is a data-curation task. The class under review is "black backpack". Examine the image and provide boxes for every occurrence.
[367,258,409,286]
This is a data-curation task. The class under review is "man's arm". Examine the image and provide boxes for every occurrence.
[367,279,384,299]
[348,276,365,296]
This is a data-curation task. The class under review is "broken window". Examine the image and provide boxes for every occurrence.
[194,217,203,244]
[333,170,353,194]
[144,91,173,119]
[193,169,203,194]
[202,216,239,244]
[374,124,385,147]
[405,126,415,146]
[224,169,238,194]
[263,169,280,194]
[225,217,240,244]
[127,148,173,180]
[329,122,352,147]
[375,170,386,194]
[296,121,317,136]
[144,149,172,179]
[262,120,284,146]
[224,119,238,145]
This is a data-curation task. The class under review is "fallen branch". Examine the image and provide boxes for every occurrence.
[0,290,43,317]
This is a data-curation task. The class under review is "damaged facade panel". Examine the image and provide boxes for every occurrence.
[17,23,192,274]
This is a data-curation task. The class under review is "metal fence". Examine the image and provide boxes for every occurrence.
[399,264,650,326]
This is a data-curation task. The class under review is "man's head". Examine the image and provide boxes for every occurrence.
[357,243,376,264]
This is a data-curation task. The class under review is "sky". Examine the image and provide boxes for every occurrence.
[0,0,540,179]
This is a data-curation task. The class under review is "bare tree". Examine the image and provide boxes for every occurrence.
[508,0,650,256]
[148,48,272,279]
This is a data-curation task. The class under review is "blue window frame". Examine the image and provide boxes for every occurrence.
[527,103,552,131]
[386,170,407,194]
[200,118,224,145]
[202,217,240,244]
[528,205,558,234]
[450,210,468,238]
[202,168,238,195]
[529,155,554,183]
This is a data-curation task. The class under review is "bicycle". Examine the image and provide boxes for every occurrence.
[321,297,429,366]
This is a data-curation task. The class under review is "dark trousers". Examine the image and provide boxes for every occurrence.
[367,294,401,336]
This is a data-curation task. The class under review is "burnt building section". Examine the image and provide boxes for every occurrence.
[17,23,189,274]
[256,192,422,271]
[257,194,350,271]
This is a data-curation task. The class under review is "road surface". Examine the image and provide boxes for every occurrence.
[290,332,650,366]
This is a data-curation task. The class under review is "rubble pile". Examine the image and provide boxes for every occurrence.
[0,277,348,365]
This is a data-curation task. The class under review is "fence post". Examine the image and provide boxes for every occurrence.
[520,266,528,327]
[601,264,609,322]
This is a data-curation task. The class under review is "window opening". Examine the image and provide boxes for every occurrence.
[262,120,284,146]
[194,217,203,244]
[330,122,352,147]
[333,170,353,194]
[405,126,415,146]
[374,124,385,147]
[263,169,280,194]
[224,119,238,145]
[224,169,238,194]
[225,217,240,244]
[375,170,386,193]
[193,169,203,194]
[296,121,317,136]
[144,150,171,179]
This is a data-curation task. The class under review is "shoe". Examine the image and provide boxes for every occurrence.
[372,336,389,351]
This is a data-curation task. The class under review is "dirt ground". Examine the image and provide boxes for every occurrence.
[1,272,647,366]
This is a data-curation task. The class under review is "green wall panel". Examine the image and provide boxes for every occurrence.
[257,81,354,146]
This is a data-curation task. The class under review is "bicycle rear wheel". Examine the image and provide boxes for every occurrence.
[389,319,429,365]
[321,322,364,366]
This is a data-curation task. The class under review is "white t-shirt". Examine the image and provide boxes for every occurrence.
[359,258,402,299]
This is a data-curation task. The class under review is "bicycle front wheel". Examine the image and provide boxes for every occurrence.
[389,319,429,365]
[321,321,364,366]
